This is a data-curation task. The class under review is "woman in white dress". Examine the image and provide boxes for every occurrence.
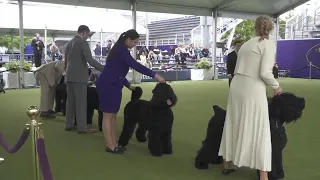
[218,15,282,180]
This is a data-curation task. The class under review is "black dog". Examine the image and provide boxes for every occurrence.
[258,93,305,180]
[55,72,103,131]
[118,83,177,156]
[195,93,305,180]
[194,105,225,169]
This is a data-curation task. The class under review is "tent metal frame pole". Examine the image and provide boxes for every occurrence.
[212,9,218,80]
[18,0,25,89]
[132,0,137,84]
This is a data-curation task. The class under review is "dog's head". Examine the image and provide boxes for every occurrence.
[151,82,177,107]
[131,86,143,101]
[269,92,305,124]
[213,105,226,117]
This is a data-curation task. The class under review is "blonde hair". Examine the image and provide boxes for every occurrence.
[255,15,274,42]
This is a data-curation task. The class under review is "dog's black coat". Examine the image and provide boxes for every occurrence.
[195,93,305,180]
[194,105,225,169]
[118,83,177,156]
[55,72,103,130]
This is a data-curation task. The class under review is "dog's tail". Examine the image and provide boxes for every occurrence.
[131,86,143,101]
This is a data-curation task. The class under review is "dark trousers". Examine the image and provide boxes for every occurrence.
[228,74,234,87]
[34,51,42,67]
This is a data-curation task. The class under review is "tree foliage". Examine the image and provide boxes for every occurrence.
[0,35,34,49]
[220,19,255,43]
[220,18,287,43]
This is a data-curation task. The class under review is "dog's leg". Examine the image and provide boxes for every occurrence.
[161,130,172,155]
[62,94,67,116]
[98,110,103,131]
[118,116,138,147]
[135,125,147,142]
[268,133,287,180]
[55,90,62,112]
[148,128,162,156]
[87,107,94,125]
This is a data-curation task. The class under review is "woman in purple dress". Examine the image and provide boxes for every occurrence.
[96,29,165,154]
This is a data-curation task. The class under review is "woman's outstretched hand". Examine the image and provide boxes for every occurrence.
[128,85,136,91]
[274,86,282,96]
[155,74,165,83]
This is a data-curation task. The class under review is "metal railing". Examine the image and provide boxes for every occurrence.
[287,8,320,39]
[314,7,320,26]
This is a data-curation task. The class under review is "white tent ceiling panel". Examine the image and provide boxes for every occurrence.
[26,0,310,17]
[0,3,146,35]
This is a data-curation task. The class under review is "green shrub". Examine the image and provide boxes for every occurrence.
[195,58,212,70]
[5,61,32,73]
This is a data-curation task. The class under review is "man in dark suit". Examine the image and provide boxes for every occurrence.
[64,25,104,134]
[226,40,242,86]
[31,33,45,67]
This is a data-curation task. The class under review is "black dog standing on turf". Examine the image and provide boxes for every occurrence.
[195,93,305,180]
[194,105,225,169]
[118,83,177,156]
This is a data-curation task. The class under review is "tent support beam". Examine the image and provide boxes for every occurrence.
[18,0,24,89]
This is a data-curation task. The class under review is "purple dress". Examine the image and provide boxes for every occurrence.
[96,44,156,113]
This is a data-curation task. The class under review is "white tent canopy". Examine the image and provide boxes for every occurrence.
[20,0,310,18]
[0,3,146,36]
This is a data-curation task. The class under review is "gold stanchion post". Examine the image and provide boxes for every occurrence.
[26,105,42,180]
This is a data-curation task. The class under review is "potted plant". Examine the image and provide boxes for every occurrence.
[5,61,20,73]
[191,58,213,80]
[22,61,36,87]
[3,61,35,88]
[3,61,20,89]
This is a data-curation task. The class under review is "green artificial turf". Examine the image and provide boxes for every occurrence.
[0,79,319,180]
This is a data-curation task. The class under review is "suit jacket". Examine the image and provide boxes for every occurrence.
[64,35,104,83]
[31,38,45,52]
[35,61,65,87]
[226,51,237,75]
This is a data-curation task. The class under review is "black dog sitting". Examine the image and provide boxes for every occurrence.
[118,83,177,156]
[195,93,305,180]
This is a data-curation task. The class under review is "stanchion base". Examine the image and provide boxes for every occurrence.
[0,158,4,164]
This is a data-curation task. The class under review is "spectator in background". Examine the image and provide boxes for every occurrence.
[187,45,196,59]
[31,33,45,67]
[50,42,61,61]
[94,42,101,57]
[25,44,34,61]
[170,46,176,56]
[226,40,242,87]
[148,51,155,61]
[201,46,209,58]
[180,45,187,65]
[195,46,201,59]
[273,62,279,79]
[138,44,149,60]
[139,44,149,55]
[106,40,113,55]
[140,51,152,69]
[152,44,162,62]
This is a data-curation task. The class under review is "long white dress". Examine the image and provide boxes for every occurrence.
[218,36,280,172]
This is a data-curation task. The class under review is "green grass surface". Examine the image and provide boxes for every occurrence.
[0,79,319,180]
